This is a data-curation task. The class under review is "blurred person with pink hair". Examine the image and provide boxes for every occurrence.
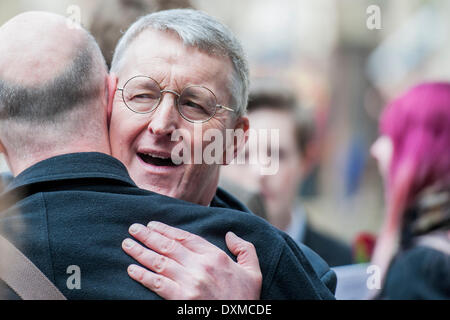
[371,82,450,299]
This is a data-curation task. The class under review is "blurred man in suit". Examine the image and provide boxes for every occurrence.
[222,84,353,266]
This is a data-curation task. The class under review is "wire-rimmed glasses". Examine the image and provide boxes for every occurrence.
[117,75,235,123]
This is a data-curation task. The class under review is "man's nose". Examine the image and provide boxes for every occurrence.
[147,93,180,136]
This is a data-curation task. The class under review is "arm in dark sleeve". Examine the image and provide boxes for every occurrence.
[261,232,336,300]
[380,246,450,300]
[296,241,337,294]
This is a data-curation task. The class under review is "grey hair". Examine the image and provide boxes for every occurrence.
[111,9,249,117]
[0,49,100,122]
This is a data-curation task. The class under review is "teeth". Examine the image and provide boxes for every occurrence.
[144,153,169,160]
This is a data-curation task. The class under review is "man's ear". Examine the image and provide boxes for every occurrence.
[223,116,250,165]
[106,73,118,126]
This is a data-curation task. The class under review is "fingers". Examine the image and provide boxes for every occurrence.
[122,238,186,281]
[147,221,210,253]
[124,224,263,300]
[128,223,190,264]
[225,232,261,273]
[127,264,181,300]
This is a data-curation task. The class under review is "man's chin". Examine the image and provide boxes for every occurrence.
[130,166,183,198]
[137,180,177,198]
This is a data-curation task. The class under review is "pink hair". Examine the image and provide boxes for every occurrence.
[381,82,450,206]
[372,82,450,287]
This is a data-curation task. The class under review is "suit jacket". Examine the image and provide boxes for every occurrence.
[302,224,353,267]
[0,152,335,300]
[378,245,450,299]
[212,188,337,294]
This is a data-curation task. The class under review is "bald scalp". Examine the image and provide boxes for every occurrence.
[0,12,108,161]
[0,12,86,86]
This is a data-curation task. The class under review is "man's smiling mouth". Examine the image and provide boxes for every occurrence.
[137,152,181,167]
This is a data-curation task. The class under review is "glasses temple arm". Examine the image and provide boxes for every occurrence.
[218,105,235,112]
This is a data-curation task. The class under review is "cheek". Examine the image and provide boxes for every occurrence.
[377,156,390,180]
[207,114,229,133]
[188,121,228,156]
[273,167,295,190]
[109,111,146,161]
[371,137,393,179]
[275,161,301,195]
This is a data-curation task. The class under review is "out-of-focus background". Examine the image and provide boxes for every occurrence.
[1,0,449,246]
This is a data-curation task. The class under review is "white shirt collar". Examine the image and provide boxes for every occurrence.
[285,204,308,243]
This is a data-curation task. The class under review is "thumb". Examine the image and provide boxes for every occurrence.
[225,231,261,272]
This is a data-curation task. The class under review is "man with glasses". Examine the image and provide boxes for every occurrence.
[108,9,336,298]
[108,9,250,206]
[0,10,335,299]
[117,76,235,122]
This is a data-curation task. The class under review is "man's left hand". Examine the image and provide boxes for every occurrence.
[122,221,262,300]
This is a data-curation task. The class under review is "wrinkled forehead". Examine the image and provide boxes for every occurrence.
[117,29,233,88]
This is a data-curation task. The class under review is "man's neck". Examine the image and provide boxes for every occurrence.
[8,142,111,177]
[268,210,293,232]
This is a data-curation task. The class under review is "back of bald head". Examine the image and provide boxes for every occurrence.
[0,12,108,159]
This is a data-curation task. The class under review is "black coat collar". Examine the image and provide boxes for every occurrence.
[6,152,136,193]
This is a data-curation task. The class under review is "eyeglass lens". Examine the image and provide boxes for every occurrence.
[122,76,217,122]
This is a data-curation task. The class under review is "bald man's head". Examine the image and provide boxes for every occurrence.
[0,12,110,169]
[0,12,89,85]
